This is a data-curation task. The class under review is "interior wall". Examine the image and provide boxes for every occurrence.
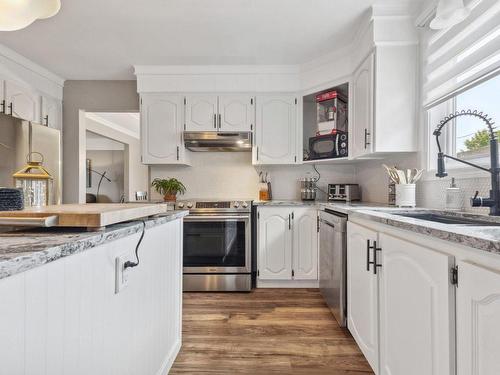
[354,153,419,203]
[62,80,139,203]
[85,117,148,203]
[150,152,357,201]
[86,150,125,203]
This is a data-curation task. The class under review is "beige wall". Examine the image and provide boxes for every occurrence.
[62,81,139,203]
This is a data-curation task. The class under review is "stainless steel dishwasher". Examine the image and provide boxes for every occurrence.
[319,209,347,327]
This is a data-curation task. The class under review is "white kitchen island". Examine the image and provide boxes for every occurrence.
[0,210,187,375]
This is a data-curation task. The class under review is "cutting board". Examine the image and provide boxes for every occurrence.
[0,203,171,228]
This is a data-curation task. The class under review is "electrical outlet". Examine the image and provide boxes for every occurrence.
[115,255,129,294]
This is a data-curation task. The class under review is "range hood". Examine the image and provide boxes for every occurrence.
[184,132,252,152]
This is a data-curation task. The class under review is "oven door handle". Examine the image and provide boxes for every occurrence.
[184,215,250,221]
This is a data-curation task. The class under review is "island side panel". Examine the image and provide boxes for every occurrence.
[0,217,183,375]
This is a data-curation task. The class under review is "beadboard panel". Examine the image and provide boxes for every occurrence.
[0,219,183,375]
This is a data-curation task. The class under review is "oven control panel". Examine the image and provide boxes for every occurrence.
[175,200,251,212]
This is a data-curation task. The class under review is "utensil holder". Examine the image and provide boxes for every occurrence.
[395,184,416,208]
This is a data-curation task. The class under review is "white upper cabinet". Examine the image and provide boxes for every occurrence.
[351,46,417,158]
[218,95,254,132]
[378,233,455,375]
[258,207,293,280]
[351,53,374,158]
[41,95,62,129]
[254,95,298,165]
[140,94,188,165]
[292,207,318,280]
[185,95,218,131]
[3,80,41,122]
[346,221,379,372]
[457,261,500,375]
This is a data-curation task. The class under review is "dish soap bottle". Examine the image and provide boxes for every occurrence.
[445,178,463,211]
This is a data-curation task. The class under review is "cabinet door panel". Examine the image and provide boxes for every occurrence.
[258,207,292,280]
[4,80,40,122]
[219,95,254,132]
[292,208,318,280]
[185,95,218,131]
[457,261,500,375]
[41,95,62,130]
[347,221,378,372]
[379,233,455,375]
[255,95,297,165]
[141,94,183,164]
[351,53,374,158]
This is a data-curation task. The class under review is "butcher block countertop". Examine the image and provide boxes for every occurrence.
[0,203,172,228]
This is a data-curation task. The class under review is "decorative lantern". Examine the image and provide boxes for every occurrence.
[13,152,53,207]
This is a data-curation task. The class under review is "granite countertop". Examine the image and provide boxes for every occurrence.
[255,200,500,255]
[0,210,188,280]
[253,200,327,206]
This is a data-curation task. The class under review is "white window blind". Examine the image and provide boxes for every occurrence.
[423,0,500,107]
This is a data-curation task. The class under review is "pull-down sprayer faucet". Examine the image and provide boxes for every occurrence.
[434,110,499,215]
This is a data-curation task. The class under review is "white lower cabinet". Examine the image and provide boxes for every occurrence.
[292,207,318,280]
[258,207,293,280]
[347,222,455,375]
[378,233,455,375]
[347,222,379,371]
[257,206,318,282]
[457,261,500,375]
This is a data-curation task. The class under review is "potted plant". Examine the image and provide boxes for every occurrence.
[151,178,186,202]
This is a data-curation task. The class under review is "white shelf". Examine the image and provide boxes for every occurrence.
[302,157,351,165]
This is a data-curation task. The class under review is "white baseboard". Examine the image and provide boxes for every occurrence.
[157,338,182,375]
[257,279,319,288]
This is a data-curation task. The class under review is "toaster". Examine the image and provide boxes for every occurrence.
[328,184,361,202]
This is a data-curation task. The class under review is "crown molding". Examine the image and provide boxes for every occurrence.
[85,112,140,139]
[0,43,65,87]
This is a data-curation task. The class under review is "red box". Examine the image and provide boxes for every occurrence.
[316,90,339,102]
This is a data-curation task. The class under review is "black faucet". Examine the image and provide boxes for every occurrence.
[433,110,499,215]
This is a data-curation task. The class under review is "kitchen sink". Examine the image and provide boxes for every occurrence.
[391,212,500,226]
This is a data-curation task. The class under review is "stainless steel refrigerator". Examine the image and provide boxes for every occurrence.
[0,113,62,205]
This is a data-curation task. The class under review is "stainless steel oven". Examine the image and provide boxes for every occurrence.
[177,200,252,291]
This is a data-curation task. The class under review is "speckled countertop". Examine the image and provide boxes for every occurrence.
[0,210,188,280]
[255,200,500,255]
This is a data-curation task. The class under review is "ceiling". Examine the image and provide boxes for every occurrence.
[0,0,423,80]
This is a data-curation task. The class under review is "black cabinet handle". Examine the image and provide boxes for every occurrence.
[44,115,49,126]
[176,146,179,160]
[288,214,291,230]
[8,102,13,116]
[373,241,382,274]
[0,100,5,113]
[218,113,222,128]
[366,239,374,271]
[213,114,217,129]
[364,128,371,149]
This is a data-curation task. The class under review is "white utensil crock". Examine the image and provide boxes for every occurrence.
[395,184,416,207]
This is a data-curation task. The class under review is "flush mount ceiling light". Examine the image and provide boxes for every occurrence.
[0,0,61,31]
[430,0,471,30]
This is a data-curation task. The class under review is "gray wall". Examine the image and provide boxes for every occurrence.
[86,150,125,203]
[62,81,139,203]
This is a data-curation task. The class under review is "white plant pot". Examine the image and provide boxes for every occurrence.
[395,184,416,208]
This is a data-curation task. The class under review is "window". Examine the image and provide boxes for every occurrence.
[426,73,500,172]
[455,73,500,160]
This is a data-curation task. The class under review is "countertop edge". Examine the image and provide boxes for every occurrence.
[0,210,189,280]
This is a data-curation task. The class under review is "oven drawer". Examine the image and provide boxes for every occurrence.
[183,274,251,292]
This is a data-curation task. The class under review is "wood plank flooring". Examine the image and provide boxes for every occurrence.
[170,288,374,374]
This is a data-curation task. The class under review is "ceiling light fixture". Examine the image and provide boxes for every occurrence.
[0,0,61,31]
[430,0,471,30]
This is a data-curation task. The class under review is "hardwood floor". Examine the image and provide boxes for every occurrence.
[170,288,374,374]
